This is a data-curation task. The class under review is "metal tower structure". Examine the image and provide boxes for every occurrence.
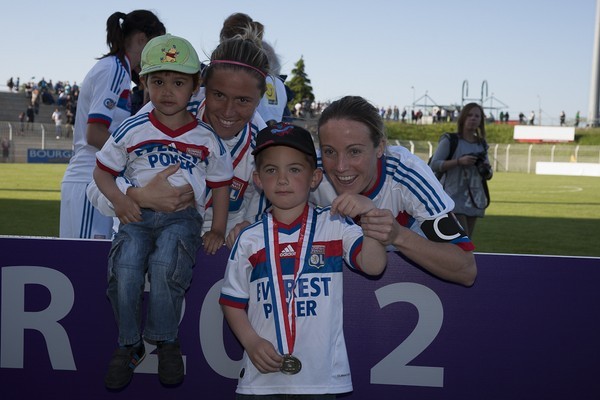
[588,0,600,126]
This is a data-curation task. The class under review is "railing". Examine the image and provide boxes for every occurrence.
[1,120,599,172]
[389,139,600,173]
[0,121,73,163]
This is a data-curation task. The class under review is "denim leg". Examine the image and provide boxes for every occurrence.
[106,222,153,346]
[144,209,202,342]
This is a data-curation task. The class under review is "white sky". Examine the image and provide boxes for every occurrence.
[4,0,597,124]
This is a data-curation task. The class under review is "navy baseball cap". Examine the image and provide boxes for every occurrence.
[252,122,317,161]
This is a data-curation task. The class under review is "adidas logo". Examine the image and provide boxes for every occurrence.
[279,244,296,257]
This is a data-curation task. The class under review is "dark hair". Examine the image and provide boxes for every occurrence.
[457,102,486,141]
[204,26,269,94]
[220,13,264,42]
[101,10,165,60]
[318,95,386,148]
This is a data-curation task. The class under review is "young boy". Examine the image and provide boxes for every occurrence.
[219,122,388,398]
[93,34,233,389]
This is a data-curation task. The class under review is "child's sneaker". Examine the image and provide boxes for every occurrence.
[104,341,146,390]
[157,339,184,386]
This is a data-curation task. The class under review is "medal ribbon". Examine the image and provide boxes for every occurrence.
[265,204,313,356]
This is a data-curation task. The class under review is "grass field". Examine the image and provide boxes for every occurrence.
[0,164,599,257]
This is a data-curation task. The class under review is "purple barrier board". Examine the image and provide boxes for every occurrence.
[1,237,599,399]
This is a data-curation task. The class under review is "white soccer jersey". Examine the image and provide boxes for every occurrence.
[89,88,267,235]
[256,75,288,124]
[60,55,134,239]
[62,55,134,183]
[190,95,266,234]
[220,204,362,395]
[96,111,233,215]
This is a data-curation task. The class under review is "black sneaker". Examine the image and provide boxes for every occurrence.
[157,339,184,386]
[104,341,146,390]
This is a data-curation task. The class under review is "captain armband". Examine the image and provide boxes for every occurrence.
[420,213,466,243]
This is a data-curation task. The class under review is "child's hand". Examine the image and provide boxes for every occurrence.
[330,193,375,219]
[113,195,142,225]
[245,336,283,374]
[360,208,401,246]
[202,230,225,255]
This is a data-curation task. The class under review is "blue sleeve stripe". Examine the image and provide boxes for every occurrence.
[113,114,149,143]
[385,156,448,215]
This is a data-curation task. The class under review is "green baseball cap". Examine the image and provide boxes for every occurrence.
[139,34,200,76]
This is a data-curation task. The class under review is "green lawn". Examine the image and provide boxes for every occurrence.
[0,164,598,257]
[475,172,600,256]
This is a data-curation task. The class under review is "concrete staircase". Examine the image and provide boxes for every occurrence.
[0,90,57,124]
[0,90,72,163]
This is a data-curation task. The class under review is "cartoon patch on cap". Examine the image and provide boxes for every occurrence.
[160,45,180,63]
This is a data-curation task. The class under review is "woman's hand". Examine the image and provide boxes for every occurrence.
[226,221,250,249]
[128,165,194,212]
[112,195,142,225]
[458,154,478,166]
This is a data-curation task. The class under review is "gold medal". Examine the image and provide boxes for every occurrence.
[281,354,302,375]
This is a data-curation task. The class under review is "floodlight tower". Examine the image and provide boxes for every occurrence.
[588,0,600,126]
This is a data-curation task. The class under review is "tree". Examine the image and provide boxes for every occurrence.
[286,56,314,113]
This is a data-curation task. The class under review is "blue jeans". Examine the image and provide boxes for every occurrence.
[106,207,203,345]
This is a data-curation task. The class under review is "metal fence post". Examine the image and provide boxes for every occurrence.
[493,144,499,171]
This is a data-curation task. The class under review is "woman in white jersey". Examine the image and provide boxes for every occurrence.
[220,13,289,126]
[87,26,270,250]
[60,10,165,239]
[234,96,477,287]
[315,96,477,286]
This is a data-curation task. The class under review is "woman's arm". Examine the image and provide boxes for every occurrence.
[360,208,477,286]
[86,122,111,150]
[93,167,141,224]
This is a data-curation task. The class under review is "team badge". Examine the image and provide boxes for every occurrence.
[103,98,116,110]
[229,177,245,201]
[308,245,325,269]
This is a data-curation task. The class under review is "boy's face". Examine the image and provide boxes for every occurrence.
[145,71,196,118]
[253,146,322,218]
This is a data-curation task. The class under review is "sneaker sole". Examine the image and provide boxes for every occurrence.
[104,352,146,390]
